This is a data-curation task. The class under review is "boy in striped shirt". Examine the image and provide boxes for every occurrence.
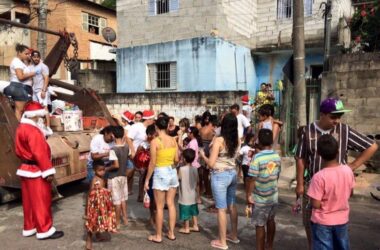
[246,129,281,250]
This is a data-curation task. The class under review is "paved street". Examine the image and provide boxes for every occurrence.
[0,179,379,250]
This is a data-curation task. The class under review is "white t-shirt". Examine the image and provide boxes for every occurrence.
[242,104,253,121]
[88,134,115,161]
[23,64,34,86]
[237,113,250,139]
[9,58,27,84]
[128,122,147,151]
[239,145,254,165]
[32,62,49,92]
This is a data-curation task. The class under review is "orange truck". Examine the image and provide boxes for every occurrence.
[0,18,115,203]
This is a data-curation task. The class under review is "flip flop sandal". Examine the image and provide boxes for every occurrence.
[166,235,176,241]
[179,229,190,234]
[211,240,228,250]
[148,235,162,243]
[190,228,200,233]
[226,237,240,244]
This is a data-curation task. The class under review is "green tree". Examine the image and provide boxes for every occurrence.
[101,0,116,10]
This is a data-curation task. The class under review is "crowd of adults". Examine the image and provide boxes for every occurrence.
[6,44,379,250]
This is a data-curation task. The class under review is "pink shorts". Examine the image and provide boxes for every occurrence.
[107,176,128,205]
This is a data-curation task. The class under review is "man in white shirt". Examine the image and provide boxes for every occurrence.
[87,126,115,182]
[230,104,251,140]
[127,110,155,196]
[31,50,51,127]
[241,94,253,122]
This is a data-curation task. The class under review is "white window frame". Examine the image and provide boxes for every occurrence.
[148,0,179,16]
[277,0,313,20]
[81,12,107,35]
[146,62,177,91]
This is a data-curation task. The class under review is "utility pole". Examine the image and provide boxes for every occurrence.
[323,0,332,71]
[37,0,47,58]
[293,0,307,127]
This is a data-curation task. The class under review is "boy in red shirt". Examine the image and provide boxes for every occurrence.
[307,134,354,250]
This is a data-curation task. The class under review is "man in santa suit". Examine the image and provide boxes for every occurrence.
[15,101,64,240]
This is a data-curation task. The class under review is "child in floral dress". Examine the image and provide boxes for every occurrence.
[86,160,117,250]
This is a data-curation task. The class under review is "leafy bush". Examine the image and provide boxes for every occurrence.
[350,2,380,52]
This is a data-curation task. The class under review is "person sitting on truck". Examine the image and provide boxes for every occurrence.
[4,44,38,121]
[30,50,51,128]
[87,125,115,182]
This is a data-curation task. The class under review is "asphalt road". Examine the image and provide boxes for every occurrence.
[0,179,379,250]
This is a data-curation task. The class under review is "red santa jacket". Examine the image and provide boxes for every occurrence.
[15,118,56,178]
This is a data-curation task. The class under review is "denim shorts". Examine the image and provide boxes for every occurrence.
[211,169,237,209]
[152,166,179,191]
[126,159,134,170]
[311,222,350,250]
[3,82,32,101]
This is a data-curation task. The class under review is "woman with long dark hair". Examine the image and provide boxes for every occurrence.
[4,44,37,120]
[144,116,179,243]
[200,113,240,250]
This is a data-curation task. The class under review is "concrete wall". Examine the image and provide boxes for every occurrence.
[0,65,9,81]
[0,27,31,66]
[117,37,256,93]
[117,0,352,50]
[117,0,255,49]
[254,0,352,48]
[76,70,116,93]
[322,53,380,135]
[101,90,247,121]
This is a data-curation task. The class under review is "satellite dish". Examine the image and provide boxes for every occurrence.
[102,27,117,43]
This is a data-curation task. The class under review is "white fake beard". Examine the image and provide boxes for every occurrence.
[37,118,53,137]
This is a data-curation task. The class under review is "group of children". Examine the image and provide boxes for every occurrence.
[84,103,356,250]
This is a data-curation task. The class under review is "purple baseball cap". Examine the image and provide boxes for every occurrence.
[320,98,352,114]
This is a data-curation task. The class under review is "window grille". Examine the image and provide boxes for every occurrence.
[277,0,313,19]
[81,12,107,34]
[147,62,177,90]
[148,0,179,16]
[157,0,169,14]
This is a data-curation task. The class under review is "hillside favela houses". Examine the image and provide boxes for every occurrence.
[0,0,117,92]
[105,0,352,120]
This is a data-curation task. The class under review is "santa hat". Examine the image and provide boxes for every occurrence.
[121,111,134,123]
[142,110,155,120]
[23,101,47,118]
[241,94,250,104]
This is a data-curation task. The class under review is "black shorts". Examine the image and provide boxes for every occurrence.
[242,164,250,179]
[3,82,32,102]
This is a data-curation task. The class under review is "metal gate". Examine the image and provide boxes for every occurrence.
[283,78,322,155]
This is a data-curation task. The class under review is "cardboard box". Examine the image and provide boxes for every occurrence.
[50,116,62,127]
[63,110,83,132]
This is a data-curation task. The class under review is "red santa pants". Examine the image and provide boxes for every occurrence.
[21,177,55,238]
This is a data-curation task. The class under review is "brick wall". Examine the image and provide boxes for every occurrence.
[26,0,117,79]
[100,90,247,121]
[29,0,117,60]
[322,53,380,136]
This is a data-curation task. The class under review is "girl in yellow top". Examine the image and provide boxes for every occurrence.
[144,116,179,243]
